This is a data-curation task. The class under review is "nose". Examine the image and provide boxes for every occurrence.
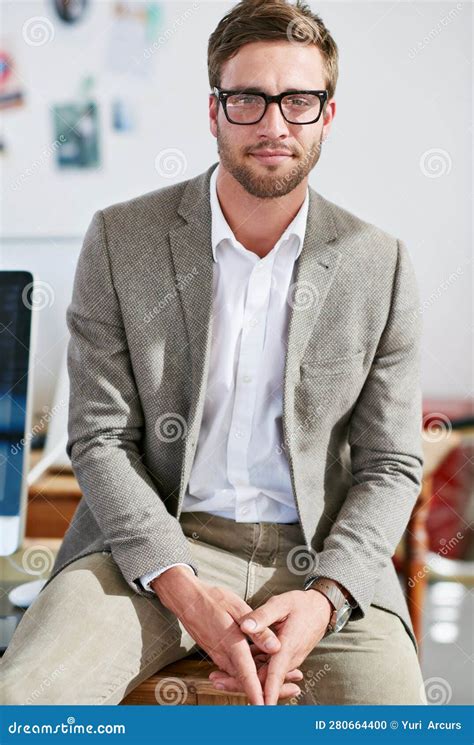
[255,101,290,139]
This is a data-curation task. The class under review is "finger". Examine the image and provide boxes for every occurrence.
[228,637,265,705]
[211,675,301,700]
[247,644,303,679]
[229,601,281,655]
[264,648,294,705]
[250,653,303,681]
[238,598,288,655]
[256,663,303,686]
[210,666,303,683]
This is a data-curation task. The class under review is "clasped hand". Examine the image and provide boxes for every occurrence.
[152,567,331,705]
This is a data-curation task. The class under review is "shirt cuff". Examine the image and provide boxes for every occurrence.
[139,563,196,591]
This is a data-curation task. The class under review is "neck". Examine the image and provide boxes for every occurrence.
[215,164,307,258]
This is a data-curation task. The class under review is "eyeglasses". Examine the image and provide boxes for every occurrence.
[213,87,328,125]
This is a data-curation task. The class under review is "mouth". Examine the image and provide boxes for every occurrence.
[250,152,294,165]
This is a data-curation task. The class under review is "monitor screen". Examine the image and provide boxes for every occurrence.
[0,271,33,520]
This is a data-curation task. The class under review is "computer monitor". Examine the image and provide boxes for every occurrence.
[0,270,37,556]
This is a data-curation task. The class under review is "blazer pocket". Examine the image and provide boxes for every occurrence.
[300,349,365,376]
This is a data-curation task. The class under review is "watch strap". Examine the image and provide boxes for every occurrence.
[305,577,347,611]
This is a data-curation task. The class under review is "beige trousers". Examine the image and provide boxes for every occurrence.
[0,512,427,705]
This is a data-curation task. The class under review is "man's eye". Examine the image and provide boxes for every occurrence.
[234,96,260,105]
[287,97,310,107]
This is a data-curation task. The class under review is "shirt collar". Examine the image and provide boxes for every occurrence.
[210,164,309,263]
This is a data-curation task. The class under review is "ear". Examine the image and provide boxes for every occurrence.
[209,93,218,138]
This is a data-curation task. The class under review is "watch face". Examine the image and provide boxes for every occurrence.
[333,603,352,633]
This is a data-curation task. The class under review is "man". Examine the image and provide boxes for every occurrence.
[1,0,427,705]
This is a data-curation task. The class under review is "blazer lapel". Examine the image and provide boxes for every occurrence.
[168,164,217,504]
[282,188,343,545]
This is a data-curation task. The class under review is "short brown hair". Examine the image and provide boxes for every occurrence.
[208,0,339,100]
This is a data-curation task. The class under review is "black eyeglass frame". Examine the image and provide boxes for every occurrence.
[212,86,328,125]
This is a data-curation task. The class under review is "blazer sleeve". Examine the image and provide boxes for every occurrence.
[65,209,198,599]
[305,239,424,620]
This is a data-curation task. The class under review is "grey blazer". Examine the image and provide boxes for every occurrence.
[42,161,424,650]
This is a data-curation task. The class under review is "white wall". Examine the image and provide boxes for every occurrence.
[0,1,472,412]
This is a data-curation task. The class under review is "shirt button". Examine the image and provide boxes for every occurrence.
[241,506,249,515]
[243,374,252,383]
[249,318,259,327]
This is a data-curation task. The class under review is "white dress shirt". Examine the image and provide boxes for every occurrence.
[139,166,309,591]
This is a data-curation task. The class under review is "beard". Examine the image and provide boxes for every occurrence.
[216,123,324,199]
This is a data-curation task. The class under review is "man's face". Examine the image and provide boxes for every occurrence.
[209,40,335,198]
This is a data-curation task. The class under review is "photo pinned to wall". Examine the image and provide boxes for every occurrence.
[105,2,163,80]
[53,0,89,24]
[52,100,100,169]
[111,98,136,132]
[0,41,24,110]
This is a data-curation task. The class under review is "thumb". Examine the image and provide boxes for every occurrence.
[239,598,286,651]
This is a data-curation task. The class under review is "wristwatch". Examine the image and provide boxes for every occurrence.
[304,576,356,636]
